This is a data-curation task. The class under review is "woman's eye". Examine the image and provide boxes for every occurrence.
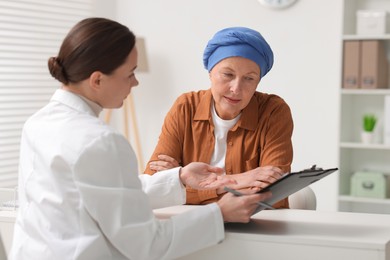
[223,73,233,78]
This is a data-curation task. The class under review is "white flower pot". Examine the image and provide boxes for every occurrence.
[361,131,374,144]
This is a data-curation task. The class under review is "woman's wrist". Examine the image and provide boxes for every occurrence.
[216,186,226,195]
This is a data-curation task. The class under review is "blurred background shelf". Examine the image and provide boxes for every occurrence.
[339,0,390,214]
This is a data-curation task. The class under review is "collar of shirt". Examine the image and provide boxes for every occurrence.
[78,95,103,117]
[51,89,103,117]
[211,101,240,128]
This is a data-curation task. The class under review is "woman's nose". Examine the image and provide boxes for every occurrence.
[229,78,241,94]
[133,77,139,87]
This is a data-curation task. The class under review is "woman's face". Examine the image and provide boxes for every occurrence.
[209,57,261,120]
[98,47,139,108]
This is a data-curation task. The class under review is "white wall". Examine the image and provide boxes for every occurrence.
[114,0,344,211]
[93,0,116,19]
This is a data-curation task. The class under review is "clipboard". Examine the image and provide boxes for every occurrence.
[224,165,338,214]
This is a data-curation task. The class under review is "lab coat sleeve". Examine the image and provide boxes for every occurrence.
[73,132,224,260]
[138,167,186,209]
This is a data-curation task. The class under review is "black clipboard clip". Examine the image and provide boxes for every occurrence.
[303,164,323,172]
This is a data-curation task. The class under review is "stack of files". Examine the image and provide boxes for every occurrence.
[342,40,388,89]
[343,41,360,89]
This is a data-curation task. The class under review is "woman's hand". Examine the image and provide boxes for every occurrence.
[217,166,285,194]
[179,162,236,190]
[149,154,179,172]
[217,191,272,223]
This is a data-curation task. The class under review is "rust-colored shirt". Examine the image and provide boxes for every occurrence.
[145,89,294,207]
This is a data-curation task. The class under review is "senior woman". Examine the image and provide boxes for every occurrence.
[145,27,293,207]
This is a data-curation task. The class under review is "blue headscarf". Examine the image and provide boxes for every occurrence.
[203,27,274,78]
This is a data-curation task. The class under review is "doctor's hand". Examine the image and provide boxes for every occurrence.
[217,191,272,223]
[149,154,179,172]
[216,166,284,194]
[179,162,236,190]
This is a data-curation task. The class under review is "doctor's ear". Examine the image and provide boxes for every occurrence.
[89,71,103,91]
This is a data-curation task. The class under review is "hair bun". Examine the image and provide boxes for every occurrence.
[48,57,68,84]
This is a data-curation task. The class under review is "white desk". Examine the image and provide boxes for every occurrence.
[154,206,390,260]
[2,207,390,259]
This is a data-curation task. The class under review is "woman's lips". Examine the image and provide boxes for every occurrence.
[225,96,241,103]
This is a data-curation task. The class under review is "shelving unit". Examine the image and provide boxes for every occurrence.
[339,0,390,214]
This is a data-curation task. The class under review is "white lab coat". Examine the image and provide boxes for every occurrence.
[9,89,224,260]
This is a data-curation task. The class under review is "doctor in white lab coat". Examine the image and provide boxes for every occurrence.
[10,18,272,260]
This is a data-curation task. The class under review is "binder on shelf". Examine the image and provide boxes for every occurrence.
[342,40,360,89]
[360,40,388,89]
[385,95,390,145]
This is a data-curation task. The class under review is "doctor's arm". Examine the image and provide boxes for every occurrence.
[73,133,225,259]
[140,161,234,208]
[73,133,268,259]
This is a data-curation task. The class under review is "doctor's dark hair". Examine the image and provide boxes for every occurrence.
[48,17,136,85]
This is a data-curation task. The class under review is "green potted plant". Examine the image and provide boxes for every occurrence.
[361,114,377,144]
[363,114,377,132]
